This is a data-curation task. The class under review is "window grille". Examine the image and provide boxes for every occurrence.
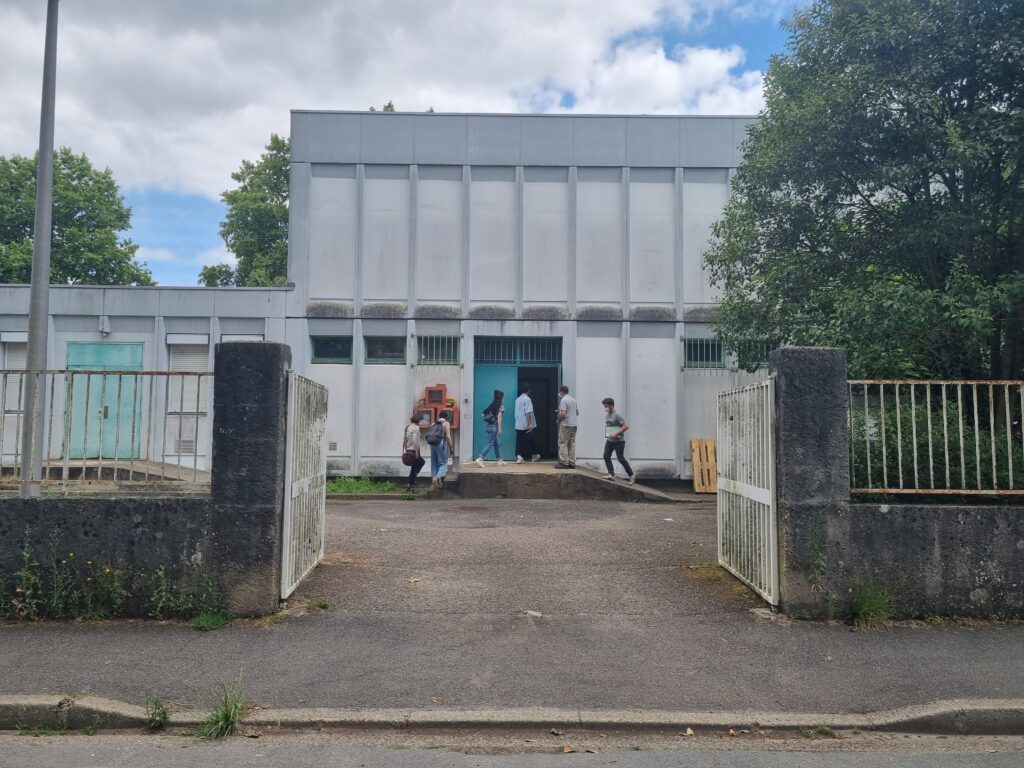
[310,336,353,364]
[365,336,407,364]
[416,336,460,366]
[733,340,772,370]
[474,337,562,365]
[682,338,725,370]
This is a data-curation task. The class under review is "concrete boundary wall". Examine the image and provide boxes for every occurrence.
[0,342,294,617]
[771,348,1024,618]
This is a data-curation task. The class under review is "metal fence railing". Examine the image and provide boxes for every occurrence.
[849,380,1024,495]
[1,369,212,494]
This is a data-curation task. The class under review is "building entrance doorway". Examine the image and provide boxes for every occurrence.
[473,337,562,460]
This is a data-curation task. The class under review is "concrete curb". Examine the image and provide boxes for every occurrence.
[2,696,1022,735]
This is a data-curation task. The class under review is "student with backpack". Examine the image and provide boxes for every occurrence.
[474,389,506,468]
[425,415,453,489]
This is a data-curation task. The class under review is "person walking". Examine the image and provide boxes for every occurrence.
[514,385,541,463]
[426,415,454,490]
[474,389,507,468]
[555,385,578,468]
[602,397,636,484]
[402,415,426,491]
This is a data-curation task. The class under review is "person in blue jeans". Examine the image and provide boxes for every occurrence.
[430,417,453,489]
[474,389,507,468]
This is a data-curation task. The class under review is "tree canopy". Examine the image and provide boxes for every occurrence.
[0,148,152,285]
[705,0,1024,379]
[201,133,290,287]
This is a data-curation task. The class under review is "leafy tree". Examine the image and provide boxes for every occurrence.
[0,148,153,285]
[368,100,396,112]
[705,0,1024,379]
[201,134,290,287]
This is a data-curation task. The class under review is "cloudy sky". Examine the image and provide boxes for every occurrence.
[1,0,800,285]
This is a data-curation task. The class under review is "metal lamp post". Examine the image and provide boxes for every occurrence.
[20,0,60,498]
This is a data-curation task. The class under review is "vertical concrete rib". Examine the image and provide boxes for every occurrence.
[408,165,419,316]
[355,164,366,316]
[568,166,578,317]
[675,167,686,477]
[462,164,471,317]
[352,320,363,472]
[621,166,630,320]
[515,165,524,317]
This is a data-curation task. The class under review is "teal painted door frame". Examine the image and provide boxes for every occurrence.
[473,365,517,460]
[67,342,145,459]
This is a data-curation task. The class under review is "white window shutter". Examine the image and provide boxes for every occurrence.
[167,345,209,413]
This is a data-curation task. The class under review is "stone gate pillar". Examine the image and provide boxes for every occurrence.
[209,342,291,615]
[769,347,849,614]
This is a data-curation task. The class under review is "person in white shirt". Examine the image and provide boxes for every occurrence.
[555,385,579,468]
[513,385,540,463]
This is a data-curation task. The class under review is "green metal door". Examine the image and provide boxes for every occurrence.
[473,365,517,460]
[67,342,144,459]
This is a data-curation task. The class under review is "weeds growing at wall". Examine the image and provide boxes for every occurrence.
[0,528,226,624]
[850,582,893,629]
[326,475,396,494]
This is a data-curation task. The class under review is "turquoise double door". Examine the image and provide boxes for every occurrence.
[67,342,144,459]
[473,365,517,461]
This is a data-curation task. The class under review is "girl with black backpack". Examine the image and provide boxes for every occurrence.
[474,390,506,468]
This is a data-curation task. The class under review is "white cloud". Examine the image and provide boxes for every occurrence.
[196,246,236,268]
[0,1,779,199]
[135,246,179,264]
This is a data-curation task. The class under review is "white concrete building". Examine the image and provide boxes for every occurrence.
[1,112,764,480]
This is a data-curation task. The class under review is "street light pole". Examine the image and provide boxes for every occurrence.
[20,0,60,498]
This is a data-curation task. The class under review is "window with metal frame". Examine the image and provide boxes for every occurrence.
[416,335,460,366]
[310,336,353,364]
[167,345,209,414]
[2,343,26,413]
[474,337,562,365]
[365,336,407,364]
[682,338,725,369]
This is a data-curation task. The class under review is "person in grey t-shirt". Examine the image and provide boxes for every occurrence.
[602,397,635,484]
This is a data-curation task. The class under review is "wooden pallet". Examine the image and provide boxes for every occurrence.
[690,438,717,493]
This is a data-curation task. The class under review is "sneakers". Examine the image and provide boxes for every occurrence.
[603,473,615,480]
[497,459,507,466]
[431,476,441,489]
[554,462,571,469]
[627,474,637,485]
[531,454,541,462]
[475,457,485,469]
[516,455,525,464]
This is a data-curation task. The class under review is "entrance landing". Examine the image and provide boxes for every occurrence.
[448,462,675,502]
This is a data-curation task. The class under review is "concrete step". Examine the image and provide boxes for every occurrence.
[432,463,676,502]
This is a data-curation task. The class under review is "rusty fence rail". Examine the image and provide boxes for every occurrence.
[1,369,212,494]
[848,379,1024,495]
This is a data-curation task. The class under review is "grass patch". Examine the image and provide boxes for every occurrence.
[850,583,893,629]
[799,725,837,739]
[307,598,330,612]
[145,696,170,731]
[196,678,246,740]
[192,611,234,632]
[326,475,396,494]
